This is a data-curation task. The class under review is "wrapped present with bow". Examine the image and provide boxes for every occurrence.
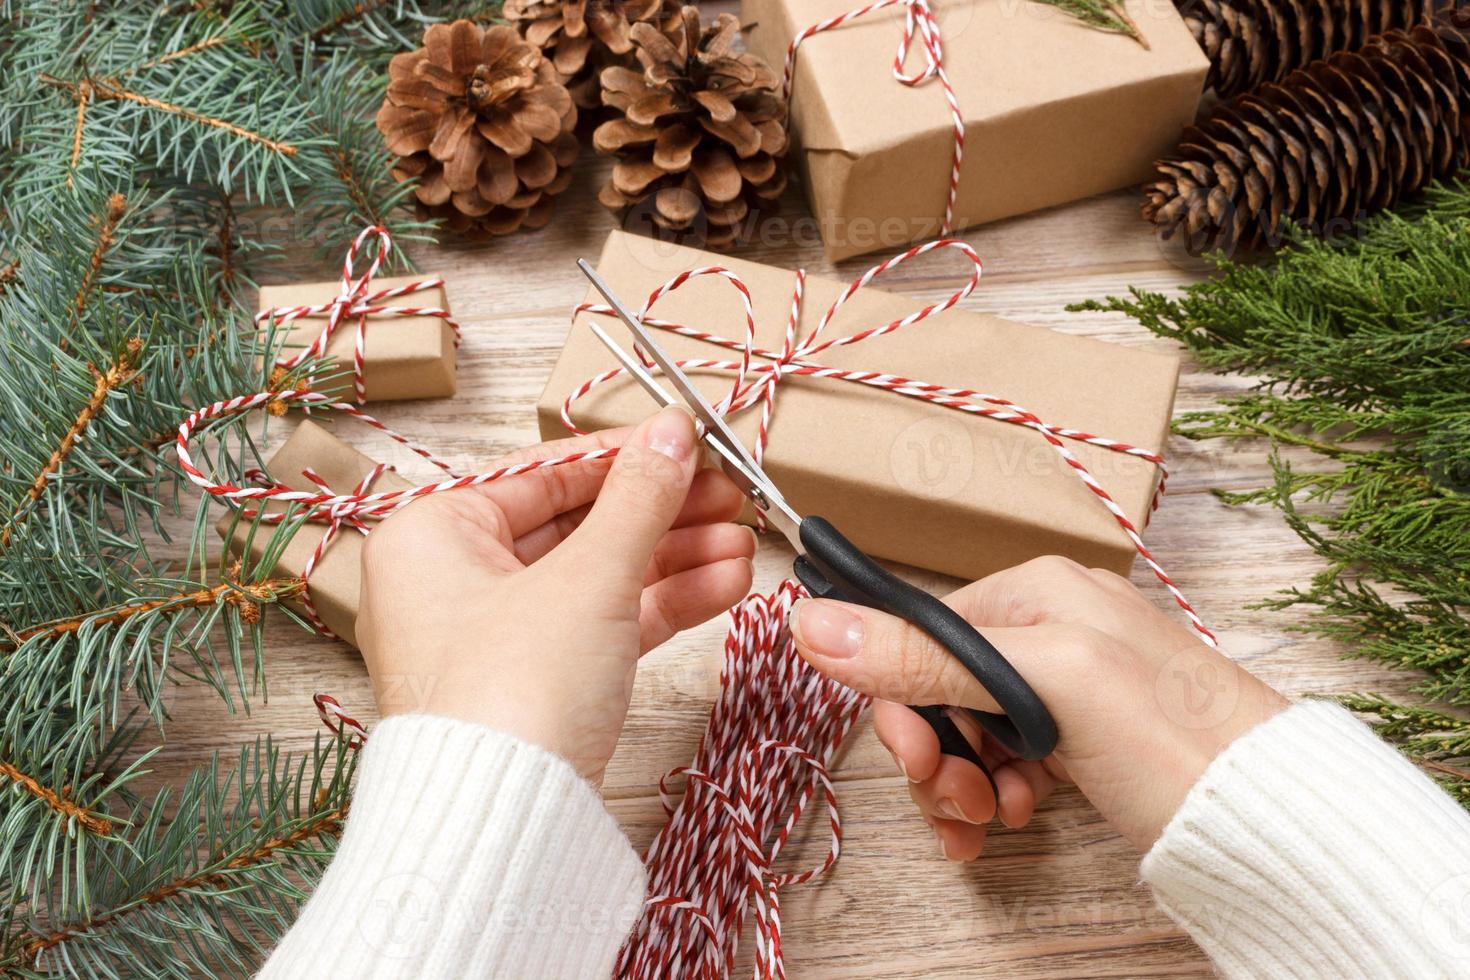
[258,226,460,403]
[537,229,1183,587]
[739,0,1209,260]
[215,420,412,648]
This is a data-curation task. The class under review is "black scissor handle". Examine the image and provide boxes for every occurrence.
[792,516,1058,762]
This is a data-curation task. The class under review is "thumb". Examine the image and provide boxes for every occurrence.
[790,597,1093,714]
[565,404,699,578]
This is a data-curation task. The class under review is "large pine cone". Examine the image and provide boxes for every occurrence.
[1146,8,1470,255]
[376,21,579,237]
[592,6,788,248]
[1177,0,1461,98]
[506,0,681,110]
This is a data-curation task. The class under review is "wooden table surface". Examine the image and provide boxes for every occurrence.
[147,80,1418,978]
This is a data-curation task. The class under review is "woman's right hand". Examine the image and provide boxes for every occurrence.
[790,556,1288,859]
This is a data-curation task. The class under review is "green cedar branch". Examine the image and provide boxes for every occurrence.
[1031,0,1145,45]
[1074,182,1470,804]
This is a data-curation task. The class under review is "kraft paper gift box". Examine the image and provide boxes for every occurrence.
[740,0,1209,260]
[258,276,457,402]
[217,420,410,648]
[536,230,1180,581]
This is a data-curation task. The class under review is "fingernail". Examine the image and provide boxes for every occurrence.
[937,835,952,861]
[644,405,694,462]
[935,798,971,823]
[887,748,914,782]
[792,599,863,658]
[743,525,760,553]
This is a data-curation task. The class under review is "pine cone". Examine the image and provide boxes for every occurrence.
[376,21,579,237]
[592,6,788,249]
[1146,8,1470,255]
[506,0,681,110]
[1177,0,1461,98]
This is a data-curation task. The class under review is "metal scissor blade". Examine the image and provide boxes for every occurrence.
[587,319,763,493]
[578,259,806,551]
[577,261,768,478]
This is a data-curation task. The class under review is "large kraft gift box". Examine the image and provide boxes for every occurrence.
[740,0,1209,260]
[536,230,1179,581]
[216,420,410,648]
[258,276,457,402]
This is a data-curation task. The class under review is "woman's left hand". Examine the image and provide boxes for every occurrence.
[355,406,755,785]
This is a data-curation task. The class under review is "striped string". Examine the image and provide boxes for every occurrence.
[615,580,867,979]
[260,225,461,403]
[176,386,618,645]
[783,0,965,234]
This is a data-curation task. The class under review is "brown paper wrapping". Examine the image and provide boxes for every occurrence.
[217,420,410,648]
[536,230,1178,581]
[740,0,1208,260]
[258,276,457,402]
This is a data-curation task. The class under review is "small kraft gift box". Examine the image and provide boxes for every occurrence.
[216,420,409,648]
[258,273,458,403]
[537,230,1180,582]
[740,0,1209,260]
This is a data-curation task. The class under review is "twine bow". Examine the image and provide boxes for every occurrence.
[784,0,964,235]
[562,240,1215,647]
[260,225,461,403]
[294,464,389,639]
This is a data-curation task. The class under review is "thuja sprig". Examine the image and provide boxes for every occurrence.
[1074,180,1470,804]
[1030,0,1144,45]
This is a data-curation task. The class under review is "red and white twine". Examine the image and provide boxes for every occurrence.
[563,240,1216,649]
[616,581,867,979]
[176,386,618,644]
[784,0,965,234]
[315,693,370,746]
[259,224,462,402]
[180,224,1213,980]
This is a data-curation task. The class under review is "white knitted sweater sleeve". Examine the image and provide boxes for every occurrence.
[262,702,1470,979]
[258,714,647,980]
[1142,699,1470,978]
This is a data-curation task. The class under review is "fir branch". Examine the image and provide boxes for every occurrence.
[5,569,305,647]
[38,72,300,158]
[119,33,240,76]
[310,0,391,39]
[17,806,348,966]
[0,337,143,551]
[0,3,484,970]
[6,736,357,977]
[71,191,127,317]
[0,760,113,837]
[65,80,90,190]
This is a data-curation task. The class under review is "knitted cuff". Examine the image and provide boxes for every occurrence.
[261,714,647,980]
[1142,700,1470,979]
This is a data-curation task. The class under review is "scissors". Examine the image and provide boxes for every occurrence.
[577,260,1059,777]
